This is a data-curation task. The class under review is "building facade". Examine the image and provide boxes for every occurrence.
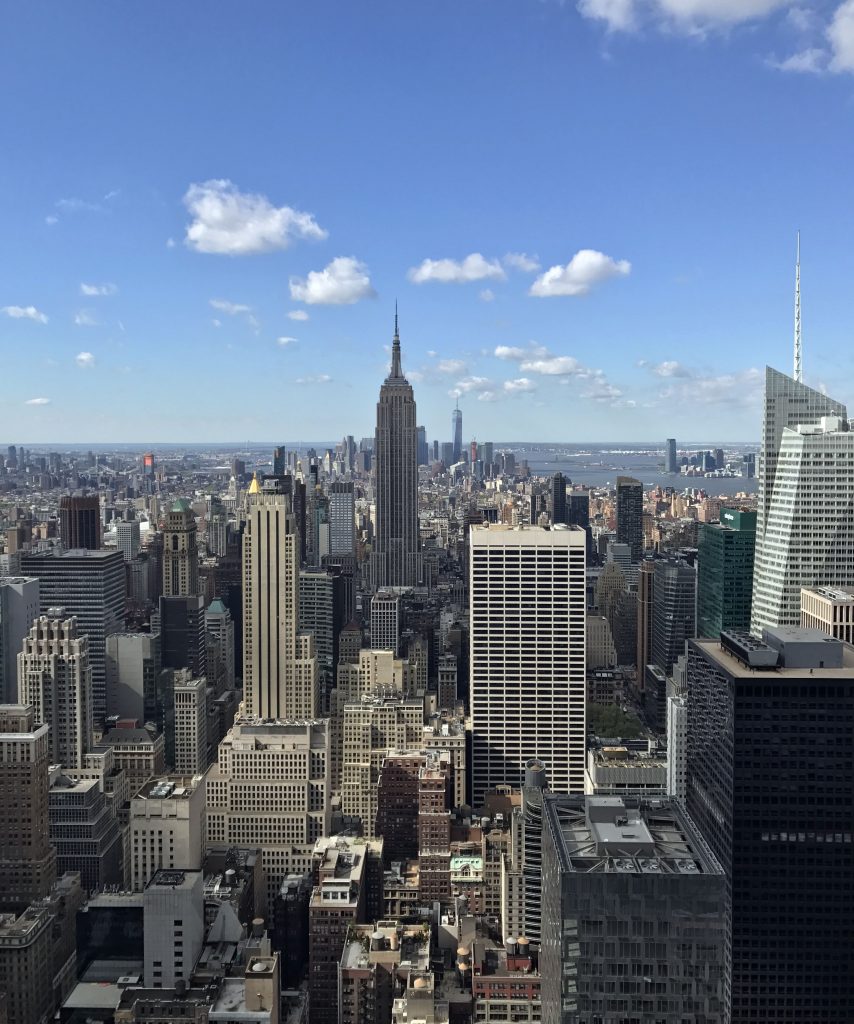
[697,508,756,639]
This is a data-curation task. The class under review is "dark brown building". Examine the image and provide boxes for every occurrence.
[59,493,102,550]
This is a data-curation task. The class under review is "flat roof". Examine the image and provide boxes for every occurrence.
[694,637,854,679]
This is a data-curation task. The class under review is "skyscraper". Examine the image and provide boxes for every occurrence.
[273,445,287,476]
[665,437,678,474]
[116,516,141,562]
[17,615,92,769]
[21,548,125,725]
[469,524,586,805]
[615,476,644,561]
[550,472,567,525]
[162,498,200,597]
[371,314,420,589]
[328,481,355,556]
[59,493,102,550]
[651,557,696,677]
[243,477,318,720]
[697,508,756,638]
[687,630,854,1020]
[451,399,462,463]
[0,576,39,704]
[751,380,854,633]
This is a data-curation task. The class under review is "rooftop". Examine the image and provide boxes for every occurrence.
[708,630,852,676]
[136,775,202,800]
[802,585,854,603]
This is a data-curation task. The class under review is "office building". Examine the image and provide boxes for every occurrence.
[470,525,586,805]
[550,472,567,525]
[205,598,235,692]
[666,684,687,802]
[452,400,463,463]
[116,517,141,562]
[143,868,205,989]
[243,478,318,720]
[686,630,854,1021]
[328,480,356,555]
[371,315,421,589]
[665,437,678,474]
[0,905,54,1024]
[540,795,725,1024]
[299,568,344,715]
[129,775,207,891]
[102,724,166,794]
[651,557,696,677]
[309,835,383,1024]
[155,594,207,679]
[340,694,425,836]
[417,424,429,466]
[206,718,330,907]
[636,558,655,685]
[751,367,848,634]
[371,589,401,655]
[697,508,756,638]
[615,476,644,562]
[48,770,123,891]
[0,576,39,704]
[273,445,287,476]
[59,493,102,549]
[501,760,549,944]
[106,632,161,724]
[801,585,854,643]
[752,407,854,632]
[162,498,200,597]
[172,669,208,776]
[0,704,56,910]
[21,548,125,724]
[18,614,92,769]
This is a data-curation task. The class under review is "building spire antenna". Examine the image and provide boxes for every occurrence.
[794,231,802,383]
[390,303,402,377]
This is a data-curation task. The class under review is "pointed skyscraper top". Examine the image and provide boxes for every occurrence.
[794,231,802,383]
[390,303,403,379]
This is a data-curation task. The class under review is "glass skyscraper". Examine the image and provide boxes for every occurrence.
[697,507,756,638]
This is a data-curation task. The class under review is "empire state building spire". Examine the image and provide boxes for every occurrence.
[390,302,403,379]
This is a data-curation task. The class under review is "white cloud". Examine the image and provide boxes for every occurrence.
[504,377,537,393]
[655,0,793,28]
[166,237,176,249]
[577,0,638,32]
[497,340,626,405]
[277,336,298,347]
[210,298,252,316]
[74,310,100,327]
[530,250,631,297]
[45,215,59,226]
[183,179,327,255]
[80,282,117,296]
[829,0,854,71]
[582,381,624,402]
[503,252,541,273]
[407,253,506,285]
[652,360,691,377]
[295,374,332,384]
[289,257,376,305]
[437,359,468,375]
[25,397,50,405]
[477,390,500,402]
[56,197,101,213]
[449,376,494,398]
[2,305,48,323]
[75,351,95,368]
[479,289,496,303]
[287,309,310,321]
[768,46,826,71]
[494,343,548,361]
[520,355,583,375]
[212,318,222,328]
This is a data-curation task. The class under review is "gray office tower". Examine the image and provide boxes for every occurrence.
[416,425,428,466]
[651,557,696,676]
[273,446,286,476]
[616,476,644,561]
[665,437,678,474]
[21,549,125,724]
[452,400,462,463]
[370,314,421,588]
[541,794,725,1024]
[328,481,355,556]
[0,576,40,703]
[550,472,568,525]
[687,630,854,1022]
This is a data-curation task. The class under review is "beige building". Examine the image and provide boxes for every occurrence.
[162,498,200,597]
[17,614,92,769]
[340,695,424,836]
[0,905,53,1024]
[801,586,854,644]
[129,774,207,890]
[172,669,208,776]
[243,480,318,720]
[206,718,330,909]
[586,615,617,670]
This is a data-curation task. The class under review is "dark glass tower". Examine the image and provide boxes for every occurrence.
[651,556,696,675]
[687,630,854,1022]
[697,508,756,638]
[550,472,567,525]
[451,400,463,463]
[615,475,644,561]
[59,493,102,549]
[371,315,420,588]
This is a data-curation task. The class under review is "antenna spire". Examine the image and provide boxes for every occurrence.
[390,303,402,378]
[794,231,802,383]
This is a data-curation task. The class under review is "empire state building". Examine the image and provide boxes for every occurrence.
[371,314,421,589]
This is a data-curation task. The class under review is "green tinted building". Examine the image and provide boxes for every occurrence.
[697,508,756,638]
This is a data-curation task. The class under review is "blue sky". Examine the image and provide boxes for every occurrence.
[2,0,854,444]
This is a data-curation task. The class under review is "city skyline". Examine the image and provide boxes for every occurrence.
[3,3,854,442]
